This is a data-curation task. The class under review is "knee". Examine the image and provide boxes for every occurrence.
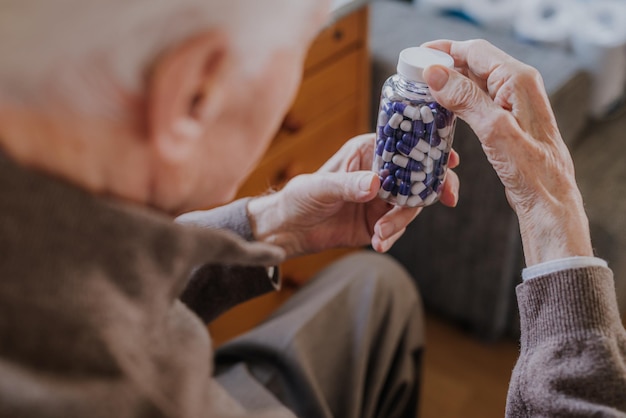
[341,250,416,288]
[334,251,422,319]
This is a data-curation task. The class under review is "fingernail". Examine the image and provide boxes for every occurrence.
[425,66,449,92]
[359,173,375,192]
[379,223,394,240]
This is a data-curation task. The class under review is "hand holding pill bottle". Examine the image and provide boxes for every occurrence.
[373,47,457,207]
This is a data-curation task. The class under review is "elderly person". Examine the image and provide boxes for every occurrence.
[0,1,452,417]
[0,1,624,418]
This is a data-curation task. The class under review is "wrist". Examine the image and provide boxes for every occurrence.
[517,193,593,266]
[247,192,300,258]
[247,192,280,241]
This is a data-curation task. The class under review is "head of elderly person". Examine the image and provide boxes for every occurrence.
[0,0,329,214]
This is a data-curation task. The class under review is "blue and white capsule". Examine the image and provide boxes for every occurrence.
[379,175,396,199]
[414,139,431,154]
[392,154,424,172]
[396,141,425,162]
[400,120,412,132]
[397,181,411,206]
[420,106,434,124]
[388,113,404,129]
[396,167,426,183]
[382,137,396,162]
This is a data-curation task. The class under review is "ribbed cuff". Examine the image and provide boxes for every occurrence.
[516,266,620,352]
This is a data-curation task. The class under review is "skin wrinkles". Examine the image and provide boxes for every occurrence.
[422,39,593,264]
[494,66,558,141]
[248,133,460,257]
[456,71,570,217]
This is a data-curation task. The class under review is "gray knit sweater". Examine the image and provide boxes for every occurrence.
[0,152,294,417]
[507,267,626,416]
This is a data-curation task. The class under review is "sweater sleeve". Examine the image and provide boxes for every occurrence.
[506,266,626,417]
[180,264,277,324]
[176,198,282,323]
[175,198,255,241]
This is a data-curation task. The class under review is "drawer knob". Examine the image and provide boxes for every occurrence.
[274,167,289,184]
[280,114,303,134]
[273,160,303,185]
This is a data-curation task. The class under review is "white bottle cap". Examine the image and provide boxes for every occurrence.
[397,47,454,83]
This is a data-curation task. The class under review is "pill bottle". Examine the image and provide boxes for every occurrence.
[373,47,457,207]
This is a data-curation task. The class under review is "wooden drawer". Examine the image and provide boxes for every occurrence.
[304,7,365,72]
[237,99,361,197]
[275,49,362,146]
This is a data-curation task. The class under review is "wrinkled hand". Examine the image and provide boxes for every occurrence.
[422,39,593,265]
[247,134,460,258]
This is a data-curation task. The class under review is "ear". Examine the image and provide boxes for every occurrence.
[145,31,228,163]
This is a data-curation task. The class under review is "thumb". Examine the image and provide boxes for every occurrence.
[304,171,379,205]
[423,65,510,140]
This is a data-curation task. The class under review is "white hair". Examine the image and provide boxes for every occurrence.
[0,0,325,118]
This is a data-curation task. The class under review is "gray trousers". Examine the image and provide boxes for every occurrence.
[215,251,425,418]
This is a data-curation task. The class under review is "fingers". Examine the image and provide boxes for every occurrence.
[423,64,516,142]
[318,133,375,173]
[423,39,557,138]
[448,149,460,169]
[439,169,459,207]
[372,227,406,253]
[372,206,422,252]
[422,39,515,91]
[297,170,380,205]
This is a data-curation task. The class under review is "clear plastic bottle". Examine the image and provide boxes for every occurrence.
[373,47,457,207]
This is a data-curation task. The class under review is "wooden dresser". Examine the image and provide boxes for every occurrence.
[209,6,371,345]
